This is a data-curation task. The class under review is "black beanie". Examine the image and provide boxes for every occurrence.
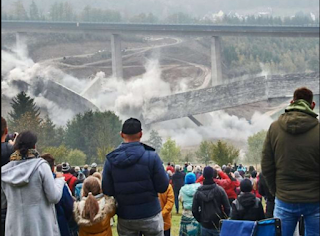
[203,166,217,179]
[240,179,253,192]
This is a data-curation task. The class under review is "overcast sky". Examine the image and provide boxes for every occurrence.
[2,0,319,18]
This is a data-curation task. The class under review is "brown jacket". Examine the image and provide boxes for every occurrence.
[261,101,319,203]
[158,184,174,231]
[74,194,116,236]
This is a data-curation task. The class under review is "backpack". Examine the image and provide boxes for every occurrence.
[198,188,227,228]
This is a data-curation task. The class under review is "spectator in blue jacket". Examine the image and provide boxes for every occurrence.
[41,154,74,236]
[102,118,169,236]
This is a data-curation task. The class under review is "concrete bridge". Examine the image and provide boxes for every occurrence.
[11,78,99,114]
[2,20,319,86]
[144,72,320,124]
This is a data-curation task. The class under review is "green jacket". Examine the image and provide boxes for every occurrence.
[261,99,319,203]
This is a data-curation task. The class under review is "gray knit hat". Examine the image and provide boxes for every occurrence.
[61,162,70,172]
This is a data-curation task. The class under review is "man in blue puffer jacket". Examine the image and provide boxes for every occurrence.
[102,118,169,236]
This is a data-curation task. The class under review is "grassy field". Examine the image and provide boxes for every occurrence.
[111,198,266,236]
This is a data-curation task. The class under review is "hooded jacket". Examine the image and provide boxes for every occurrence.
[64,172,77,194]
[262,99,319,203]
[179,183,201,211]
[192,182,230,229]
[53,173,74,236]
[74,193,116,236]
[1,158,65,236]
[158,184,174,231]
[102,142,169,220]
[230,192,265,221]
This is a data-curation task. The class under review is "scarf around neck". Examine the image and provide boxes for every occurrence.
[10,149,40,161]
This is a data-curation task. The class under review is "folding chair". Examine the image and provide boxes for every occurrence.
[220,218,281,236]
[254,218,281,236]
[220,220,256,236]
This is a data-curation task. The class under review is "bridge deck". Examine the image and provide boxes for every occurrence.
[144,73,320,124]
[2,21,319,37]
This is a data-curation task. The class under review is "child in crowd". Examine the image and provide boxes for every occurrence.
[230,179,265,221]
[179,173,201,236]
[75,172,86,201]
[74,176,116,236]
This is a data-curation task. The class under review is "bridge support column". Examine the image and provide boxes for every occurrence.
[111,34,123,79]
[15,32,25,50]
[211,36,222,86]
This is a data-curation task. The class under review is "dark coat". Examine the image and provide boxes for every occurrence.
[54,178,74,236]
[192,182,230,229]
[172,170,185,194]
[82,169,89,177]
[102,142,169,220]
[258,172,274,201]
[262,100,319,203]
[1,142,14,235]
[230,192,265,221]
[1,142,14,167]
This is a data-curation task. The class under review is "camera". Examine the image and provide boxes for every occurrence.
[5,133,17,142]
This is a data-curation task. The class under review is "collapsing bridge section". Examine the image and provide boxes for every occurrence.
[144,73,319,124]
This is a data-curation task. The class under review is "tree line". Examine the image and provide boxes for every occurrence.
[5,91,266,167]
[1,1,319,25]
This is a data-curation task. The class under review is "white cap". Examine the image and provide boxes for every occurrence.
[187,165,193,172]
[91,163,97,168]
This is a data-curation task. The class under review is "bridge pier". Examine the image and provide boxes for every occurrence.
[15,32,26,51]
[211,36,223,86]
[111,34,123,79]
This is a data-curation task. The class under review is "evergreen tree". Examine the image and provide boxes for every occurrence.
[13,1,28,20]
[211,140,239,166]
[148,130,163,153]
[9,91,41,127]
[38,115,61,148]
[65,110,122,164]
[29,0,39,20]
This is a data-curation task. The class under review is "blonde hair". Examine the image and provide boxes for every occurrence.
[82,176,101,222]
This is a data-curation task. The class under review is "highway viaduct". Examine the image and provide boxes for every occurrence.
[2,21,319,86]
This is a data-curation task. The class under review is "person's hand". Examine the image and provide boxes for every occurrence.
[8,132,19,145]
[230,172,235,178]
[214,164,221,172]
[56,172,64,179]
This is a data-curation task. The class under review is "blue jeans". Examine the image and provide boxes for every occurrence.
[201,226,219,236]
[274,198,320,236]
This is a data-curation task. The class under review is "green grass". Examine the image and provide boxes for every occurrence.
[111,198,267,235]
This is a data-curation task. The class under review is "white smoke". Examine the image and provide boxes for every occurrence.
[88,59,172,121]
[146,111,274,147]
[1,40,88,125]
[2,40,274,149]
